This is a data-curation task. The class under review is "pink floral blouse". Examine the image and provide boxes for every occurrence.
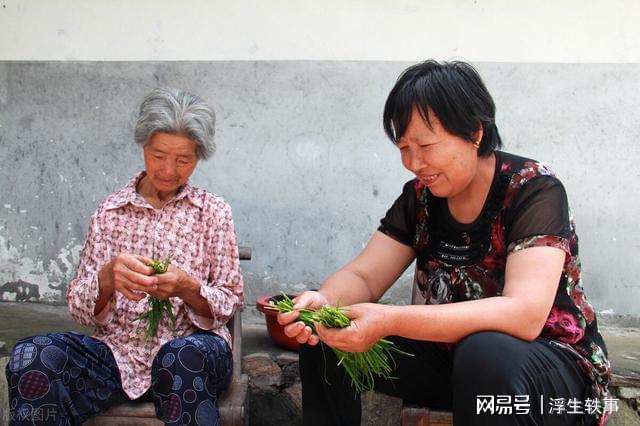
[66,172,244,399]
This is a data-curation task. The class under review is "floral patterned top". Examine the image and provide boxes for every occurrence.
[66,172,244,399]
[378,151,610,418]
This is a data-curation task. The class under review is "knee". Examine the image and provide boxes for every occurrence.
[6,334,73,402]
[8,334,69,377]
[453,332,526,393]
[153,335,231,395]
[155,335,213,375]
[7,337,34,382]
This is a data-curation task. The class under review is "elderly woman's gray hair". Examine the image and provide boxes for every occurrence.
[134,88,216,160]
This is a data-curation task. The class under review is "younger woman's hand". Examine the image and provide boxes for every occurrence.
[277,291,329,346]
[315,303,391,352]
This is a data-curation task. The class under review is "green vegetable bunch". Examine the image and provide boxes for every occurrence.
[133,257,176,341]
[269,293,412,392]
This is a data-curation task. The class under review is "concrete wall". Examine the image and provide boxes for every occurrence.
[1,61,639,315]
[1,1,639,315]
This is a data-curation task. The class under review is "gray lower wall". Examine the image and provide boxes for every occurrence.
[0,61,638,315]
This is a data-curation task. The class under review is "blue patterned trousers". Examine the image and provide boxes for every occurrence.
[5,331,232,425]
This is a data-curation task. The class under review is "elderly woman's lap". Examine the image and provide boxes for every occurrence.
[5,331,127,424]
[5,331,232,425]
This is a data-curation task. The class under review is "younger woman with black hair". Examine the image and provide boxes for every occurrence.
[279,60,610,426]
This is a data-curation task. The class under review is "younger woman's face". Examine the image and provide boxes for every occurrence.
[396,107,481,199]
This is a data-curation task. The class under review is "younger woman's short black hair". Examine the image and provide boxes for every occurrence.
[383,60,502,157]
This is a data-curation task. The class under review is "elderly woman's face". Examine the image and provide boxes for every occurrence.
[396,107,481,199]
[142,132,199,195]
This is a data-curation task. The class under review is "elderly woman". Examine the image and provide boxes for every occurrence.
[279,61,610,426]
[5,88,243,425]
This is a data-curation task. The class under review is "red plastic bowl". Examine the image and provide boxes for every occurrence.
[256,294,300,351]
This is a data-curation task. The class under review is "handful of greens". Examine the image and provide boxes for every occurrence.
[133,257,176,341]
[269,293,412,392]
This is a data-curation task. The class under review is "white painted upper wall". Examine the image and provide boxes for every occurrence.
[1,0,639,62]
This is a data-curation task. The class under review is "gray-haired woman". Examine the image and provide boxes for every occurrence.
[6,88,244,425]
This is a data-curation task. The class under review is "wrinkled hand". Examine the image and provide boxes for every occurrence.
[316,303,390,353]
[149,265,198,301]
[100,253,157,302]
[277,291,329,346]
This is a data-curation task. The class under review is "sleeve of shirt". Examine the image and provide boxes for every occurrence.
[186,201,244,330]
[377,179,418,247]
[505,175,572,255]
[66,209,115,327]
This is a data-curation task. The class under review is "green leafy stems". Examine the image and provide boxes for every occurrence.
[268,293,412,393]
[132,257,177,341]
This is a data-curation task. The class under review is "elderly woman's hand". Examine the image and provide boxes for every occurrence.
[315,303,391,353]
[277,291,329,346]
[98,253,157,302]
[150,265,200,301]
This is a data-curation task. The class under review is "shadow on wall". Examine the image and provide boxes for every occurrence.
[0,280,40,301]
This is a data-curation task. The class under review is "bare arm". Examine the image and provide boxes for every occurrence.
[317,245,564,352]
